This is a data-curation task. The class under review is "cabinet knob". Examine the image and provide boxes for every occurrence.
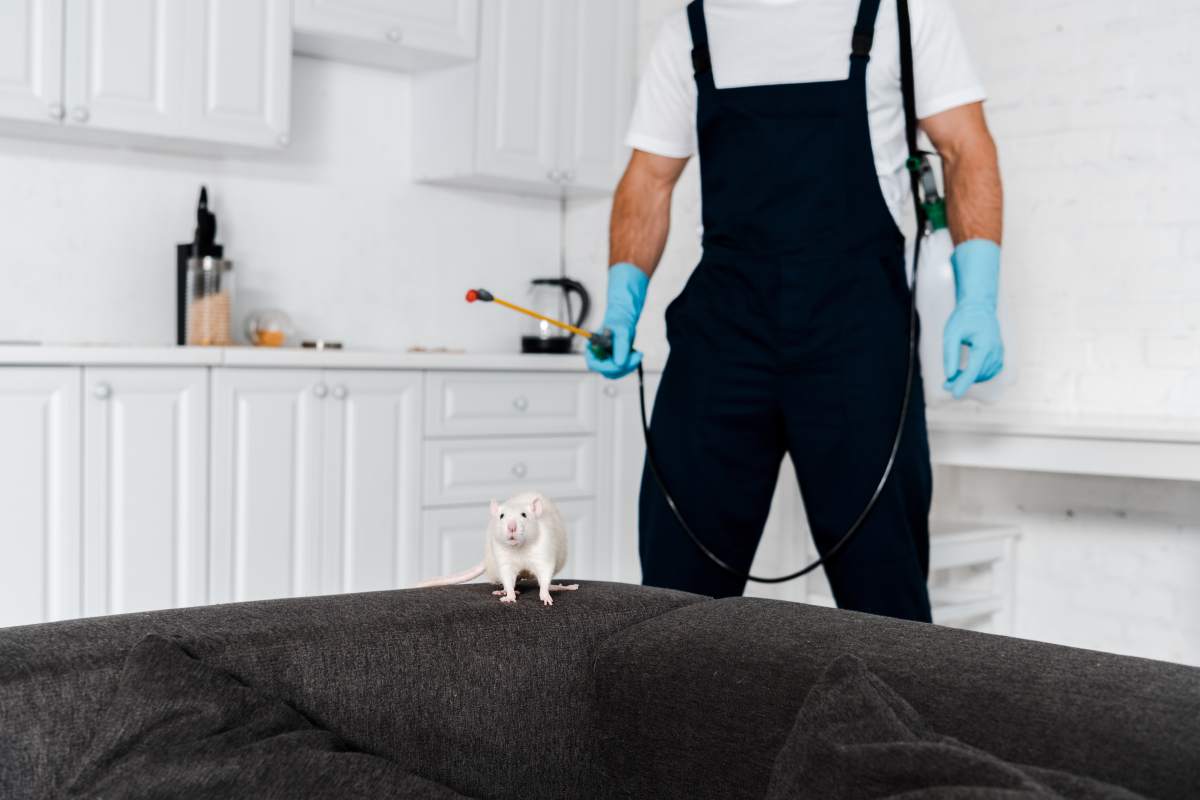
[563,170,576,183]
[603,385,618,398]
[546,169,561,183]
[332,385,347,399]
[93,382,112,400]
[511,462,528,479]
[48,103,65,121]
[512,395,529,412]
[277,132,290,147]
[313,383,328,398]
[70,106,89,124]
[386,28,403,43]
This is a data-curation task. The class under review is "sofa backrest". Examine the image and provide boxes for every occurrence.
[593,597,1200,800]
[0,582,704,800]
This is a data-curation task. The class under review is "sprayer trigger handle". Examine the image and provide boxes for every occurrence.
[588,329,614,360]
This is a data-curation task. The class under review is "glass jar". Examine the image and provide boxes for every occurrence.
[244,309,294,347]
[184,256,234,346]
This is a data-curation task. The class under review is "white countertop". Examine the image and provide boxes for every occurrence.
[0,344,613,372]
[926,403,1200,444]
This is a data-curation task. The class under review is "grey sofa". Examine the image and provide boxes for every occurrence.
[1,581,1198,799]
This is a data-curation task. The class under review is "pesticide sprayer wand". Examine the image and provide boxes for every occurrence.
[465,288,613,359]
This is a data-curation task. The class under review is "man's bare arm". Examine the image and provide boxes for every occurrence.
[609,149,690,277]
[920,102,1002,246]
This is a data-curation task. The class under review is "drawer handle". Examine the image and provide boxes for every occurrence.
[93,382,112,400]
[603,385,618,398]
[313,383,328,398]
[511,462,528,479]
[332,385,347,400]
[512,396,529,412]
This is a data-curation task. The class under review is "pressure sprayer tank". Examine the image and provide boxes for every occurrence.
[912,221,1009,406]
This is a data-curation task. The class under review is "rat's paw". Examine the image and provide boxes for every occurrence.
[540,592,554,606]
[492,589,520,596]
[499,593,517,604]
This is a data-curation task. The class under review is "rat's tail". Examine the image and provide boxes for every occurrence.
[413,562,486,588]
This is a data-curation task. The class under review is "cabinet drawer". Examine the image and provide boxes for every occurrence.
[424,371,596,437]
[424,436,595,507]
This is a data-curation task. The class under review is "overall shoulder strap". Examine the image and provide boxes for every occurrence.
[686,0,713,81]
[851,0,883,59]
[897,0,926,227]
[896,0,919,161]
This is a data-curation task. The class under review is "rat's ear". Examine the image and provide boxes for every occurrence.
[530,496,543,518]
[490,499,500,517]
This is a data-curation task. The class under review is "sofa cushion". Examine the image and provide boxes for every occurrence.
[65,635,469,800]
[593,597,1200,800]
[766,654,1146,800]
[0,581,705,800]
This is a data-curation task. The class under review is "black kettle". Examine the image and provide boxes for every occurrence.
[521,277,591,354]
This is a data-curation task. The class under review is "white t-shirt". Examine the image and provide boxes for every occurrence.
[626,0,986,226]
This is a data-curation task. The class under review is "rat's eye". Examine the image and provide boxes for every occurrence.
[499,513,505,519]
[521,512,527,518]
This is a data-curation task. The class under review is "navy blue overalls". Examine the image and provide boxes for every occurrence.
[639,0,933,622]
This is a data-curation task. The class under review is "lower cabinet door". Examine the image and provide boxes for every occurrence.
[0,368,81,627]
[594,373,659,585]
[320,371,422,594]
[82,368,210,616]
[420,498,595,585]
[210,369,324,603]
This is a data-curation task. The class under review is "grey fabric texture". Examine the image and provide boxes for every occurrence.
[593,597,1200,800]
[64,634,470,799]
[765,653,1147,800]
[0,581,704,800]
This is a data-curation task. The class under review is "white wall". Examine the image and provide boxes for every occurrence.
[566,0,1200,665]
[1,57,560,352]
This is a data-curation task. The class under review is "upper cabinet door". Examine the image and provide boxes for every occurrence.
[0,0,65,124]
[558,0,636,194]
[295,0,477,71]
[474,0,562,185]
[62,0,188,136]
[61,0,291,148]
[209,369,325,605]
[82,368,209,617]
[320,371,422,595]
[0,368,81,628]
[184,0,292,148]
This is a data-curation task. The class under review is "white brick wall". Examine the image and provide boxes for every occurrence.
[566,0,1200,665]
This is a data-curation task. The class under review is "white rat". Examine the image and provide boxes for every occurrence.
[415,491,578,605]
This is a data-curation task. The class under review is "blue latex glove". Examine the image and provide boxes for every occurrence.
[585,262,649,379]
[943,239,1004,399]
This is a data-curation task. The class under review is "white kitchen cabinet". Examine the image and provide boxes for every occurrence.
[295,0,478,72]
[413,0,636,197]
[82,368,209,617]
[61,0,189,138]
[0,368,81,628]
[472,0,562,187]
[210,368,422,604]
[0,0,64,125]
[424,370,596,438]
[184,0,293,148]
[320,370,422,593]
[557,0,638,191]
[210,369,324,603]
[420,497,594,583]
[0,0,291,150]
[594,373,657,584]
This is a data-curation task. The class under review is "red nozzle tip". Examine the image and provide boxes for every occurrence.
[465,289,478,303]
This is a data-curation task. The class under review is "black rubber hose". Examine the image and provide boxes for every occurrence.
[636,232,922,584]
